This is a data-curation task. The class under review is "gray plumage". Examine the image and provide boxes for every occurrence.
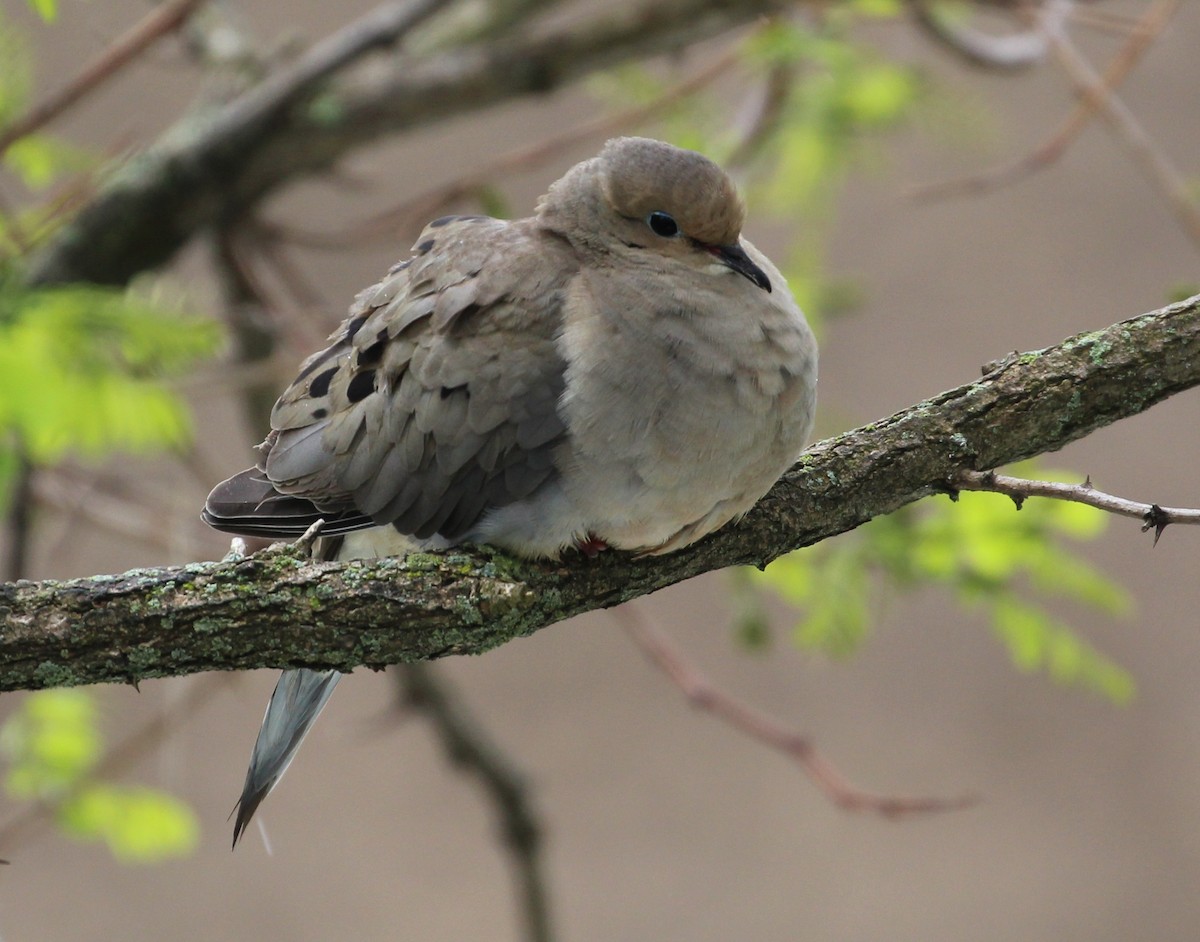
[203,136,818,847]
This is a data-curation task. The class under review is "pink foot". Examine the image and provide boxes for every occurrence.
[575,534,609,558]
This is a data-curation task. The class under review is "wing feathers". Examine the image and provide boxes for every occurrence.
[204,216,576,542]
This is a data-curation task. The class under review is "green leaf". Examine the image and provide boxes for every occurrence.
[3,134,93,190]
[990,598,1134,704]
[850,0,902,15]
[841,64,917,126]
[748,459,1134,701]
[791,549,871,657]
[0,282,222,463]
[1,690,102,798]
[751,549,814,606]
[1027,552,1131,615]
[25,0,58,23]
[3,689,201,862]
[60,785,200,863]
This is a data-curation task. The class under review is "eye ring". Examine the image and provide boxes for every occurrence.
[646,211,680,238]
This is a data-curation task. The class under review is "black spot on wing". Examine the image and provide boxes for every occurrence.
[344,314,369,340]
[308,366,338,398]
[416,239,435,255]
[355,337,388,369]
[293,346,339,385]
[346,370,376,403]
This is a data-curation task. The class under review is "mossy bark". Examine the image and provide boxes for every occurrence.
[1,295,1196,692]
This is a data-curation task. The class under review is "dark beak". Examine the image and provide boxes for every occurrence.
[712,242,772,293]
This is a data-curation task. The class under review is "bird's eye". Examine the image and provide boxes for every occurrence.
[646,211,680,238]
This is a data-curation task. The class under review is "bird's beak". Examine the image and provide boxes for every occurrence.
[711,242,772,293]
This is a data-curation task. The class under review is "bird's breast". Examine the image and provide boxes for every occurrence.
[555,274,816,551]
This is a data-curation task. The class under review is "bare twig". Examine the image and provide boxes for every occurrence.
[29,0,796,287]
[726,59,796,170]
[1040,5,1200,248]
[909,0,1180,201]
[223,0,457,126]
[398,662,553,942]
[954,469,1200,544]
[908,0,1071,71]
[33,468,176,556]
[0,0,210,158]
[620,604,976,817]
[303,42,746,246]
[3,448,34,582]
[212,225,285,431]
[1070,7,1150,37]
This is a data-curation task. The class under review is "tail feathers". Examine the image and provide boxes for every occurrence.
[232,668,342,848]
[203,467,373,538]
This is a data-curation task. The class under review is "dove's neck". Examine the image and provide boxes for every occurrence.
[534,158,612,250]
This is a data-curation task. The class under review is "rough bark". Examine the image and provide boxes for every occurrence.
[1,294,1196,692]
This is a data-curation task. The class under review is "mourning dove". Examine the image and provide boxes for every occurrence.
[203,136,818,847]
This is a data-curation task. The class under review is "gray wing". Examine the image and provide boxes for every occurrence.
[204,215,575,541]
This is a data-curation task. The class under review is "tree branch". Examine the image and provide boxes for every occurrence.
[620,605,974,816]
[0,293,1196,692]
[907,0,1180,201]
[26,0,793,288]
[0,0,209,159]
[398,663,553,942]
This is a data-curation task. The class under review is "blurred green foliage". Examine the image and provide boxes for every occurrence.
[24,0,58,24]
[0,7,223,512]
[0,279,221,470]
[0,7,218,862]
[745,465,1135,704]
[1,690,200,861]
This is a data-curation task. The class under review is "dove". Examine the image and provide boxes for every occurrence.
[203,136,818,847]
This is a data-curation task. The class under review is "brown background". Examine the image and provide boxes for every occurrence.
[3,2,1200,940]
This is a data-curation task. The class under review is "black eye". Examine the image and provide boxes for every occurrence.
[646,211,680,238]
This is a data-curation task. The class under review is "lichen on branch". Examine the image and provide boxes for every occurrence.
[0,294,1196,693]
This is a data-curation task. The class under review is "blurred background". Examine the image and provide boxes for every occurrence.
[1,1,1199,940]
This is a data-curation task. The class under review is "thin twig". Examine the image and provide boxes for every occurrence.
[3,447,34,581]
[909,0,1180,201]
[300,41,746,247]
[213,225,286,431]
[726,59,796,170]
[28,0,796,286]
[33,468,173,557]
[1041,5,1200,249]
[398,663,553,942]
[1070,7,1149,37]
[954,469,1200,545]
[908,0,1070,71]
[197,0,457,144]
[0,0,209,158]
[618,604,977,818]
